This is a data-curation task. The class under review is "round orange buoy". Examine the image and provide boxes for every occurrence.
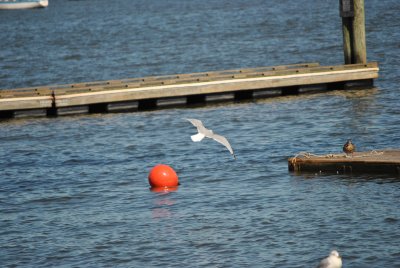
[148,164,179,188]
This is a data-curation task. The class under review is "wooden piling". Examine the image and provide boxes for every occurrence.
[341,17,353,64]
[353,0,367,64]
[340,0,367,64]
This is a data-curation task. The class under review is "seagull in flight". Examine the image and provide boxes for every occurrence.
[186,118,236,159]
[317,250,342,268]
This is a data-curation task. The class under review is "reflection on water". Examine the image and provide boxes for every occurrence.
[151,190,177,219]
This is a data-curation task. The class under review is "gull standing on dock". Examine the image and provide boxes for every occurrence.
[316,250,342,268]
[186,118,236,159]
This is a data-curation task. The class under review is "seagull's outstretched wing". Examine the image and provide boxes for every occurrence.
[211,134,236,159]
[186,118,206,132]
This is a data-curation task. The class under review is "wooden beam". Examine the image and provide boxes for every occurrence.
[0,96,53,111]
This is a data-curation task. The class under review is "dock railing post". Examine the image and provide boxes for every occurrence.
[340,0,367,64]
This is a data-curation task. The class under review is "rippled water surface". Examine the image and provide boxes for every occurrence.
[1,0,400,267]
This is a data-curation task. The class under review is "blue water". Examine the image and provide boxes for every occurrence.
[1,0,400,267]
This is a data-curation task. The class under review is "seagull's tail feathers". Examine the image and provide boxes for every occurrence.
[191,133,205,142]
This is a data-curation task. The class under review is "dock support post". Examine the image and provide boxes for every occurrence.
[0,110,14,119]
[340,0,367,64]
[327,81,346,90]
[138,99,157,110]
[281,86,299,96]
[88,103,108,113]
[187,94,206,105]
[234,90,253,101]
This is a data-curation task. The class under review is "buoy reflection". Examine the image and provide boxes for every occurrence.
[149,186,178,193]
[150,186,178,219]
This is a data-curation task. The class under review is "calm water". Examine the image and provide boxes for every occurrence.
[1,0,400,267]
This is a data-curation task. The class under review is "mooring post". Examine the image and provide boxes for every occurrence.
[340,0,354,64]
[352,0,367,64]
[340,0,367,64]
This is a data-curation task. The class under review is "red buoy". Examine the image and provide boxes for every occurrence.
[148,164,179,188]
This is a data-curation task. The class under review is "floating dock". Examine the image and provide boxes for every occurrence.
[0,62,378,119]
[288,150,400,175]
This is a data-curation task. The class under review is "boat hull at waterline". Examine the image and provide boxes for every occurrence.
[0,0,48,9]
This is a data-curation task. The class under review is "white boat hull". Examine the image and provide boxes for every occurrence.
[0,0,48,9]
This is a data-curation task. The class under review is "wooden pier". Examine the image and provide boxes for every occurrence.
[0,62,378,119]
[288,150,400,175]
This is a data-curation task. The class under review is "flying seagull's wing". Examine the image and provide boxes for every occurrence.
[186,118,205,131]
[211,134,236,159]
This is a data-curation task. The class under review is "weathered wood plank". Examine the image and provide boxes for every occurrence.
[288,150,400,174]
[0,63,320,95]
[0,96,53,111]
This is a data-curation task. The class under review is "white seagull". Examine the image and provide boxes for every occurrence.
[186,118,236,159]
[317,250,342,268]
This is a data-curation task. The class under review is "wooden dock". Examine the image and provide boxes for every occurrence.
[0,62,379,118]
[288,150,400,175]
